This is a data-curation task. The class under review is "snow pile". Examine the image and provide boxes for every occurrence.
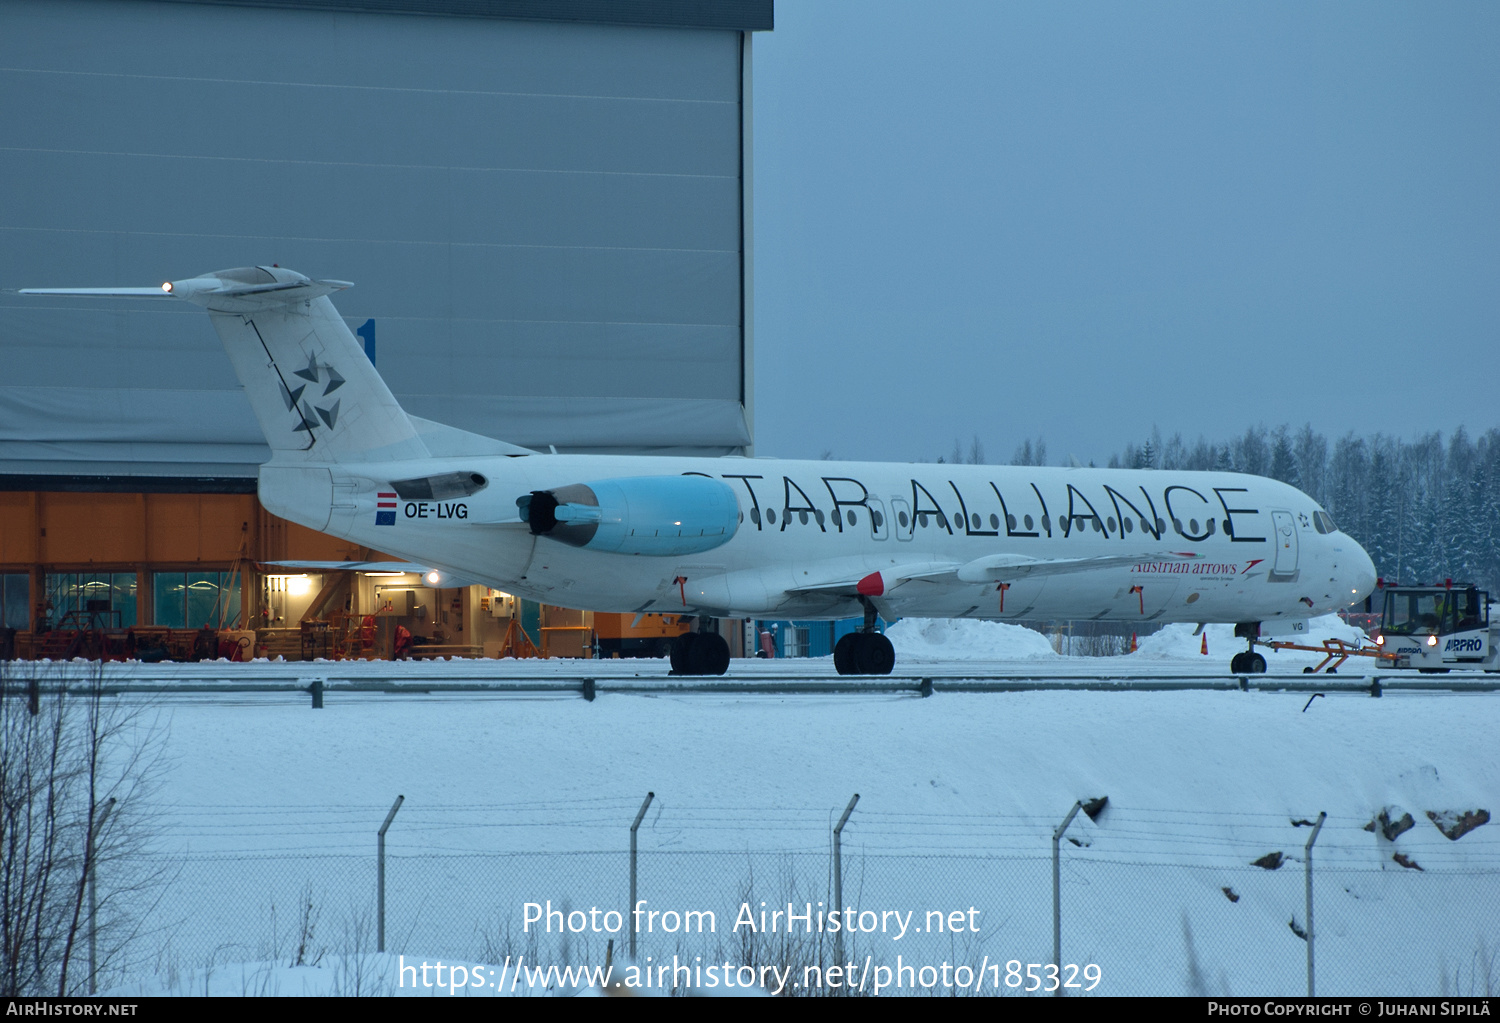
[1132,622,1238,660]
[1133,614,1369,667]
[885,617,1058,661]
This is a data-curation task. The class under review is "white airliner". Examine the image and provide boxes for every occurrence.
[21,267,1377,675]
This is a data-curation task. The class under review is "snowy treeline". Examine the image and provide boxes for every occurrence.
[1107,425,1500,592]
[939,426,1500,591]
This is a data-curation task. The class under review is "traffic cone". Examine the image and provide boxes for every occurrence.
[1201,632,1209,655]
[1130,633,1138,653]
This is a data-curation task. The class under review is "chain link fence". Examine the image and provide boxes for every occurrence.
[137,804,1500,997]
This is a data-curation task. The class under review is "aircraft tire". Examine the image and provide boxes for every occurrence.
[847,633,896,675]
[1248,653,1267,674]
[833,633,857,675]
[670,631,729,675]
[696,633,731,676]
[1230,652,1247,674]
[669,633,697,674]
[864,632,896,675]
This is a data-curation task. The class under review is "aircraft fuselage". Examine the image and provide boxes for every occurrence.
[261,455,1376,624]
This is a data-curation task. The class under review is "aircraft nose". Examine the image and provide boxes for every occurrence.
[1347,542,1377,604]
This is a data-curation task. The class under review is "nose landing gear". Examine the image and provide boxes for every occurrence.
[834,597,896,676]
[1230,623,1267,674]
[1229,650,1267,674]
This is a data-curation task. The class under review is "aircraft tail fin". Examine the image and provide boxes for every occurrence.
[187,267,427,463]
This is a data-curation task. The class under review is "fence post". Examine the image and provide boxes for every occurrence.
[377,794,404,953]
[87,797,116,995]
[1304,811,1326,997]
[832,793,860,972]
[629,791,654,960]
[1051,799,1083,996]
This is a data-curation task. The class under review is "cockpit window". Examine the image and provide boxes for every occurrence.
[1312,510,1337,534]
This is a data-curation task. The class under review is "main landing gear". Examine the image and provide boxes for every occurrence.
[1230,623,1267,674]
[669,624,730,676]
[834,597,896,676]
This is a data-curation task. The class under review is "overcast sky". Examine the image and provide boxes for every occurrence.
[750,1,1498,464]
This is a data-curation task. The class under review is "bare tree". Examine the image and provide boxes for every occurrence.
[1011,436,1047,467]
[0,661,166,995]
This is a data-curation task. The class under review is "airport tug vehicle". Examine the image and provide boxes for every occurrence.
[1371,583,1499,673]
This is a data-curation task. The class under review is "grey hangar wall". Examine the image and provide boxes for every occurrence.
[0,0,770,485]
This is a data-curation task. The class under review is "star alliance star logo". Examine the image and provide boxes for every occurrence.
[278,351,345,435]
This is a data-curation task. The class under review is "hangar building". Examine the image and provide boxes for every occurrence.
[0,0,770,659]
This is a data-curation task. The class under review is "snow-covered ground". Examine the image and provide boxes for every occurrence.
[60,617,1497,996]
[33,614,1484,684]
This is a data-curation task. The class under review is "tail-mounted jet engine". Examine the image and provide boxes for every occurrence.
[517,476,739,556]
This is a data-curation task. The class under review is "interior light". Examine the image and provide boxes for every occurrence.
[287,574,311,596]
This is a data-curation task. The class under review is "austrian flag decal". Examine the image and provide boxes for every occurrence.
[376,492,397,526]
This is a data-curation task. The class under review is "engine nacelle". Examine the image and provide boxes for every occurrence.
[516,475,739,556]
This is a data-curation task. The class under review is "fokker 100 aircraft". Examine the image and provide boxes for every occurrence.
[21,267,1378,675]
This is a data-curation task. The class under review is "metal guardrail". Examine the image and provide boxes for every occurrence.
[5,671,1498,700]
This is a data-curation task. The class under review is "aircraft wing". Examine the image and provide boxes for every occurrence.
[787,561,960,596]
[954,550,1202,582]
[785,550,1202,598]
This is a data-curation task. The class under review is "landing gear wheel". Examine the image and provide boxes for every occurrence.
[669,633,698,674]
[670,632,729,676]
[836,632,896,675]
[1230,652,1248,674]
[1248,653,1266,674]
[861,632,896,675]
[833,633,857,675]
[695,632,730,676]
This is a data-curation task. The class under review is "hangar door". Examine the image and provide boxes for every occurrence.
[0,0,753,482]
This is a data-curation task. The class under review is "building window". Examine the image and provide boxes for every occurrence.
[43,572,136,628]
[2,574,28,629]
[154,572,241,629]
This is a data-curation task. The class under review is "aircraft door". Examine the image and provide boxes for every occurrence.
[1269,510,1299,580]
[890,497,914,541]
[866,497,890,541]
